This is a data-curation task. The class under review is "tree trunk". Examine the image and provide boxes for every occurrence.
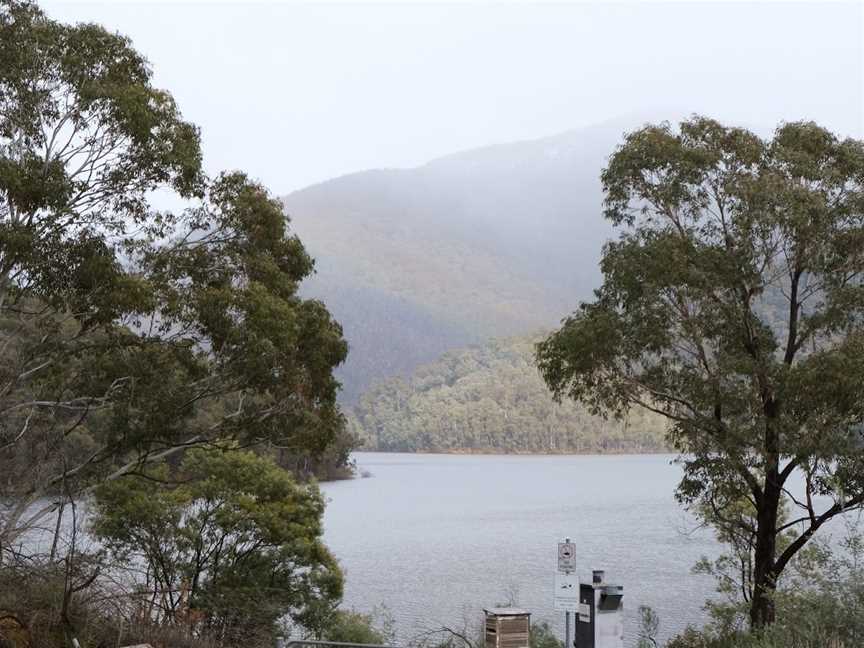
[749,566,777,627]
[749,482,780,628]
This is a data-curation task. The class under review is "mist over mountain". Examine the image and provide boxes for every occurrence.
[283,115,670,401]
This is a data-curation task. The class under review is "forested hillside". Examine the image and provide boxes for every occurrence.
[283,116,672,401]
[348,335,669,453]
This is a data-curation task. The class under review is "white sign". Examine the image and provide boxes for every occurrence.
[557,541,576,572]
[578,602,591,623]
[553,572,579,611]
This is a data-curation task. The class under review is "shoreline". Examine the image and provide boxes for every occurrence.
[351,447,675,457]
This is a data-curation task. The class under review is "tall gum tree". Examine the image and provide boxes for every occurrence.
[536,116,864,628]
[0,1,347,552]
[1,0,201,547]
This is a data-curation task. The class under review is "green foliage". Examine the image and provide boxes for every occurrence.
[663,525,863,648]
[266,424,361,481]
[140,171,348,452]
[350,334,668,453]
[0,4,354,647]
[691,495,817,630]
[0,0,202,231]
[537,116,864,626]
[768,529,864,646]
[92,449,343,644]
[530,621,563,648]
[0,1,350,551]
[324,609,389,645]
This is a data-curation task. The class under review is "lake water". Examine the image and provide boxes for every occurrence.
[320,453,720,647]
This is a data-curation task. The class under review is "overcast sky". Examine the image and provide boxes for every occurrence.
[43,1,864,196]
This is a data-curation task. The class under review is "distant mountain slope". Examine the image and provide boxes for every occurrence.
[347,334,669,454]
[282,116,663,401]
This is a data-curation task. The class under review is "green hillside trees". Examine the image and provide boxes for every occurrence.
[350,335,668,453]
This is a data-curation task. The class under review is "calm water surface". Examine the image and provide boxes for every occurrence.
[320,453,720,647]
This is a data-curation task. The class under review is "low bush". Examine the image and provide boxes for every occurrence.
[666,525,864,648]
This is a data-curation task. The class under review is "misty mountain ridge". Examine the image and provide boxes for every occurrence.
[281,112,740,402]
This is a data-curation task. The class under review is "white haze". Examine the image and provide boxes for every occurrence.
[42,1,863,196]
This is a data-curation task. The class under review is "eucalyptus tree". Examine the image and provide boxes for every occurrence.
[92,449,344,643]
[0,0,347,553]
[536,116,864,627]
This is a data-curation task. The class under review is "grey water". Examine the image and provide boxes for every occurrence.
[320,453,720,647]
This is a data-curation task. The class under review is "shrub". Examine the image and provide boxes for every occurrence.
[324,610,387,645]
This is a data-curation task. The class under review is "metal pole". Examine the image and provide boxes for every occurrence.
[565,610,571,648]
[563,537,571,648]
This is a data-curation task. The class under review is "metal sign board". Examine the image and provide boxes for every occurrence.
[557,541,576,572]
[553,572,579,611]
[578,602,591,623]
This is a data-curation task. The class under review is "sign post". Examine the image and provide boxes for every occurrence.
[565,609,570,648]
[557,540,576,573]
[555,538,577,648]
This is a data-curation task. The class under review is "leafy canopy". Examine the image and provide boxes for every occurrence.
[536,116,864,626]
[0,0,347,550]
[93,449,343,643]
